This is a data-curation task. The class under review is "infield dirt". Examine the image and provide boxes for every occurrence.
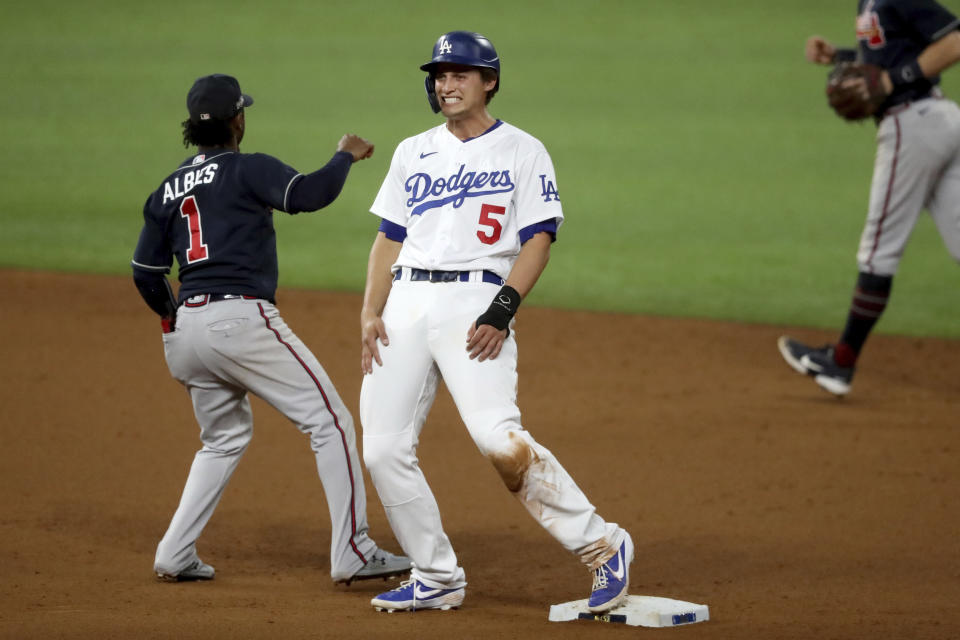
[2,270,958,639]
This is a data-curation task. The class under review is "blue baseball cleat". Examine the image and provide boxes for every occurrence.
[587,534,634,612]
[371,578,465,612]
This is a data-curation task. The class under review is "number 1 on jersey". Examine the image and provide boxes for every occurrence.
[180,195,209,263]
[477,203,506,245]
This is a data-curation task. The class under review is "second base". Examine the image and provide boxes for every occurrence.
[548,595,709,628]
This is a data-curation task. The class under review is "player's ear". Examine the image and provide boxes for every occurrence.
[231,110,245,144]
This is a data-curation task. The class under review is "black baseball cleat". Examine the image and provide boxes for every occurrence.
[777,336,853,396]
[801,346,854,396]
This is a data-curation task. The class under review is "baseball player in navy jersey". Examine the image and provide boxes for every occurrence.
[356,32,633,614]
[779,1,960,395]
[131,73,410,584]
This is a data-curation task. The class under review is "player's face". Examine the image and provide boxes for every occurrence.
[433,64,496,120]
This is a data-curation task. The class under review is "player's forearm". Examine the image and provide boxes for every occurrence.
[919,30,960,77]
[505,232,551,299]
[362,232,402,317]
[286,152,353,213]
[883,30,960,93]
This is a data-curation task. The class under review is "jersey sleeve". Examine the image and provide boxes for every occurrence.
[369,141,409,226]
[239,153,303,212]
[284,151,353,213]
[514,147,564,232]
[896,0,959,42]
[131,192,173,273]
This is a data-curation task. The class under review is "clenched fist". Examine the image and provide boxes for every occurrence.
[338,134,375,162]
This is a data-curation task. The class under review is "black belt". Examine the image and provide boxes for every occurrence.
[182,293,260,308]
[394,268,504,285]
[877,87,943,121]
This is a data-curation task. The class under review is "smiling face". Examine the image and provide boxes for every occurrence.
[432,63,498,121]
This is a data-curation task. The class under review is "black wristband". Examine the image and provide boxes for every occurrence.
[475,285,521,333]
[834,48,857,63]
[890,59,923,87]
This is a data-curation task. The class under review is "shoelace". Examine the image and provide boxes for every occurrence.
[592,565,609,591]
[392,578,416,593]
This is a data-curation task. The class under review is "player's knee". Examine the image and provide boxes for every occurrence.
[463,408,522,455]
[856,255,899,277]
[362,432,411,475]
[303,411,356,451]
[362,433,418,505]
[200,425,252,454]
[486,430,538,493]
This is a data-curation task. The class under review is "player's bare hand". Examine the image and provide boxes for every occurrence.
[338,134,375,162]
[466,322,506,362]
[805,36,836,65]
[361,313,389,374]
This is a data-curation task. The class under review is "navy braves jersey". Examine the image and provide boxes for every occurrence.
[133,150,350,303]
[856,0,960,108]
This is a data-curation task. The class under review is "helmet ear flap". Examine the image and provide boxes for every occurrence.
[424,75,441,113]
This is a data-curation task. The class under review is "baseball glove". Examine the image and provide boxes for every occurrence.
[825,63,888,121]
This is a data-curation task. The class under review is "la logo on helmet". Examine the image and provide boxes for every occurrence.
[438,36,452,54]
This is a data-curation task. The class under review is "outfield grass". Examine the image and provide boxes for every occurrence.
[2,0,958,337]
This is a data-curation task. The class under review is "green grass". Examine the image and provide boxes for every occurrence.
[2,0,958,337]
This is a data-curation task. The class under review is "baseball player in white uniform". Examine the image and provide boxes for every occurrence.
[357,31,633,613]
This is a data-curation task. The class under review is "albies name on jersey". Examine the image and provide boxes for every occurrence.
[162,164,220,204]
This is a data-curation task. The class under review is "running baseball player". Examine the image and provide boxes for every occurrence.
[357,32,633,613]
[779,1,960,395]
[131,73,410,584]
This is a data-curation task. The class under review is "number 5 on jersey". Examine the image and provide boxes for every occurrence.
[477,203,505,245]
[180,195,210,263]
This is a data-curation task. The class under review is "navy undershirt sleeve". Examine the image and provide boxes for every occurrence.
[285,151,354,213]
[835,48,857,62]
[378,218,408,242]
[519,218,558,244]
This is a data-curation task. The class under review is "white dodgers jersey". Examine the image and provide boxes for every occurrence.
[370,120,564,276]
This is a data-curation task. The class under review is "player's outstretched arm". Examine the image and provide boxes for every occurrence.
[284,137,372,213]
[361,231,403,373]
[467,231,552,362]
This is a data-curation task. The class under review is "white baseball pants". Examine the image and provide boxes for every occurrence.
[360,276,623,588]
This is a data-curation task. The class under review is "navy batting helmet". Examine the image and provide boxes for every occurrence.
[420,31,500,113]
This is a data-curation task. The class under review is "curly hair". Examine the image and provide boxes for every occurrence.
[181,116,235,148]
